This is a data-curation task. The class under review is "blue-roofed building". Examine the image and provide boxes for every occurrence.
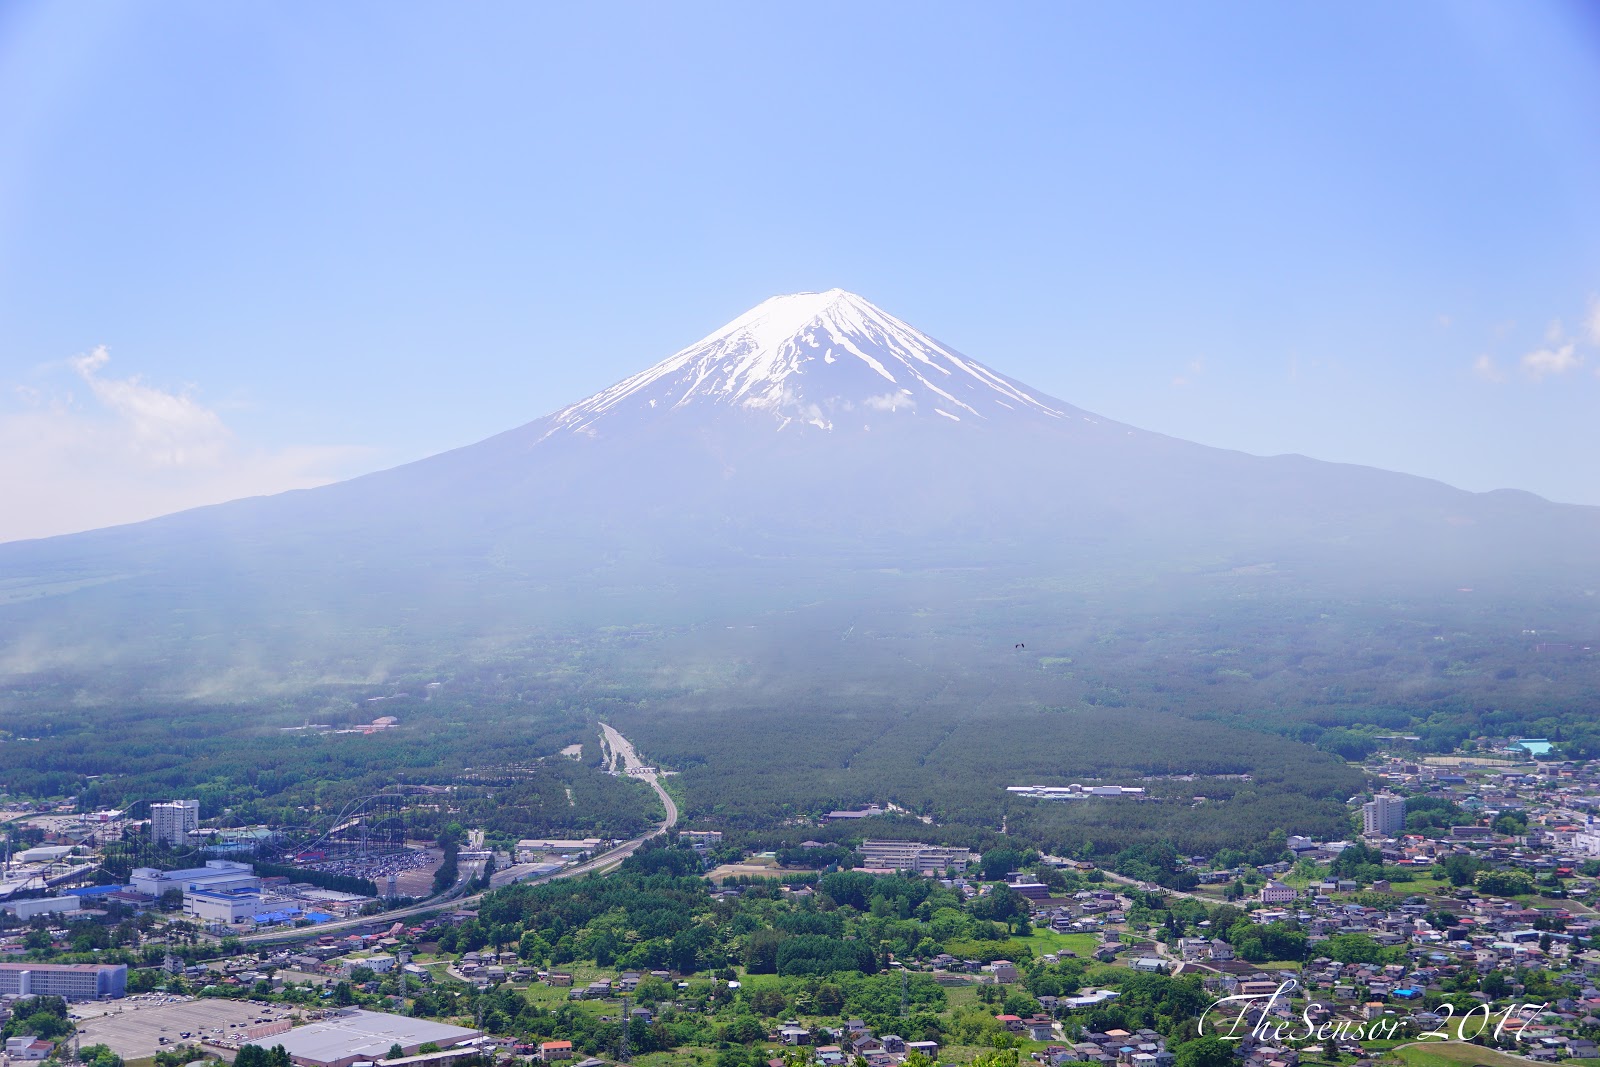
[252,908,304,925]
[63,884,123,899]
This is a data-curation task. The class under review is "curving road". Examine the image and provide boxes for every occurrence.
[599,721,678,828]
[239,724,676,945]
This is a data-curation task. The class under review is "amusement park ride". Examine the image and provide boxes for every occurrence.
[0,789,434,904]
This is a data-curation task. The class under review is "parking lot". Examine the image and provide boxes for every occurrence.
[71,996,299,1059]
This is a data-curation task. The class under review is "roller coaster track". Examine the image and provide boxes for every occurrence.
[105,790,425,872]
[237,725,676,945]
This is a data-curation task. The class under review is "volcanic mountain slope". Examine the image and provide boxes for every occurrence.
[2,289,1598,693]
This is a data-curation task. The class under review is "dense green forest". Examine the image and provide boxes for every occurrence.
[3,582,1596,859]
[0,684,659,844]
[617,703,1362,855]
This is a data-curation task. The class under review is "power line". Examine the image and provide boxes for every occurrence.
[619,994,631,1063]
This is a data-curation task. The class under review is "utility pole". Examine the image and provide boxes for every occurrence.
[619,994,630,1063]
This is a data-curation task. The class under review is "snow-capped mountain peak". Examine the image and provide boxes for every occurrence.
[543,289,1067,438]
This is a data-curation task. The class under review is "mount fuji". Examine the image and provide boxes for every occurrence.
[3,289,1598,695]
[541,289,1070,436]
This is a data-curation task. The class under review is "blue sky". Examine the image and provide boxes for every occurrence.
[2,2,1599,540]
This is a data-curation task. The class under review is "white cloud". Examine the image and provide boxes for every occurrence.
[1172,357,1205,388]
[864,391,915,412]
[69,345,230,465]
[0,346,372,542]
[1472,354,1505,383]
[1521,342,1580,380]
[1587,296,1600,346]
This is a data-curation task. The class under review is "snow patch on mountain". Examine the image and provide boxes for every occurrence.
[543,289,1065,438]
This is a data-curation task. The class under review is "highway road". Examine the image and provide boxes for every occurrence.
[239,724,676,945]
[600,720,678,828]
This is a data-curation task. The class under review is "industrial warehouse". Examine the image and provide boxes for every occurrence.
[271,1010,483,1067]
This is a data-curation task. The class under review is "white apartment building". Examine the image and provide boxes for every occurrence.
[1362,793,1406,836]
[150,799,200,848]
